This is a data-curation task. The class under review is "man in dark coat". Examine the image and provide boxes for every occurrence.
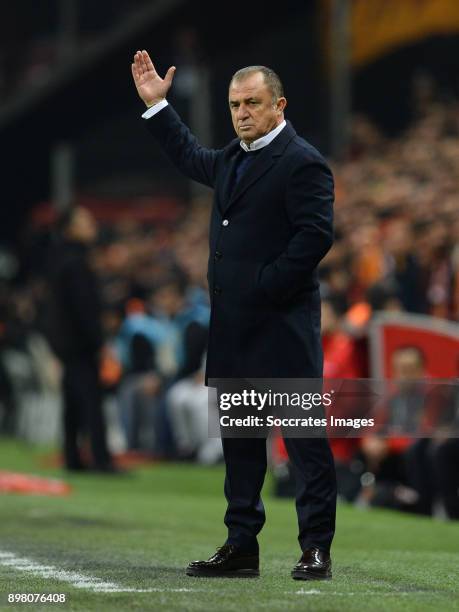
[132,50,336,580]
[47,207,113,472]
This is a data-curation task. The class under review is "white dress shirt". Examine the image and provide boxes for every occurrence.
[142,100,287,150]
[142,99,169,119]
[238,120,286,151]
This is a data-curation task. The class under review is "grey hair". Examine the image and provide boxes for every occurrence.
[230,66,284,102]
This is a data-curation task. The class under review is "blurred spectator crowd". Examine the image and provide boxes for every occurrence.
[0,96,458,517]
[325,96,459,323]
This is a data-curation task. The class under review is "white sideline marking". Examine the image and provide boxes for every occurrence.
[292,589,431,596]
[0,551,202,594]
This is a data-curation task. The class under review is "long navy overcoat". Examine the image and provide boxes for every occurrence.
[146,105,334,384]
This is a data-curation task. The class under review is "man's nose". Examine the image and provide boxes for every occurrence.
[236,105,249,120]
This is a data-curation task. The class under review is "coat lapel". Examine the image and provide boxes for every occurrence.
[220,122,297,215]
[217,140,240,215]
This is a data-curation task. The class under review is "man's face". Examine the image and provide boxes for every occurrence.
[228,72,286,144]
[68,207,98,244]
[152,284,184,317]
[392,349,425,391]
[392,350,424,381]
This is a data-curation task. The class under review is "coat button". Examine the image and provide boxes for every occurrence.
[214,251,222,261]
[222,219,229,226]
[213,285,222,295]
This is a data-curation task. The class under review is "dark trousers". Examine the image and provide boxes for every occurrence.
[222,436,337,553]
[62,357,111,469]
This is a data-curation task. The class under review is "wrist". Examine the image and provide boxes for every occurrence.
[145,97,165,108]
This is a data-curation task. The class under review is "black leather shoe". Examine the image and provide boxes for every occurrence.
[291,547,332,580]
[186,544,259,577]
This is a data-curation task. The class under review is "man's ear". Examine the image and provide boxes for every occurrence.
[276,97,287,114]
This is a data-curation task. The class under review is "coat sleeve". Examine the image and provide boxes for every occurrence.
[259,157,334,304]
[144,104,220,188]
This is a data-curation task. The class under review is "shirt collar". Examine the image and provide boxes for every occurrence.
[240,120,287,152]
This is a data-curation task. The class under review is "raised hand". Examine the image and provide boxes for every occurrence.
[131,50,176,107]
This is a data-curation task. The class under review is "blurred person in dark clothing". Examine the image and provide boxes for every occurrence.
[47,207,114,472]
[358,346,431,512]
[416,219,456,319]
[382,218,427,314]
[366,281,404,315]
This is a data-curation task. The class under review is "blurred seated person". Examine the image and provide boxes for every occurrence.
[116,273,209,456]
[405,375,459,519]
[167,356,223,464]
[358,346,433,513]
[116,298,165,451]
[149,273,209,457]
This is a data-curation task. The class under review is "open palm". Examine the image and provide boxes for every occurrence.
[131,50,175,107]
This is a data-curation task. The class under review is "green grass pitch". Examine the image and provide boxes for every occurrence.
[0,439,458,611]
